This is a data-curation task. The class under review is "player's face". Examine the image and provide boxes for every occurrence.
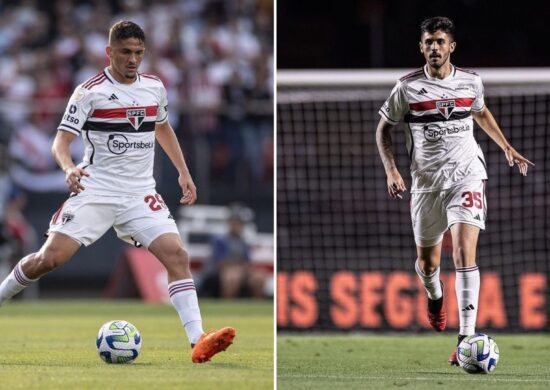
[419,31,455,69]
[107,38,145,82]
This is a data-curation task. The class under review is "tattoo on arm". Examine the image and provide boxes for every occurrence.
[376,121,397,173]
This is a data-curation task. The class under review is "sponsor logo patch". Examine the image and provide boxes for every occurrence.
[423,123,470,142]
[107,133,155,154]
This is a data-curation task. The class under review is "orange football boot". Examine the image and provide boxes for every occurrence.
[192,327,235,363]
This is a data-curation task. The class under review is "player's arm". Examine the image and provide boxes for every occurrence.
[473,107,534,176]
[155,121,197,205]
[375,118,407,199]
[52,130,90,193]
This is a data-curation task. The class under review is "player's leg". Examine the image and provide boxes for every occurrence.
[446,180,485,365]
[411,191,447,332]
[147,232,203,342]
[0,193,116,306]
[450,223,481,353]
[415,242,446,331]
[147,232,235,363]
[118,194,235,362]
[0,232,80,305]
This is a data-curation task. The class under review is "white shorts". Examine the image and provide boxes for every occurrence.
[48,192,179,248]
[411,180,487,247]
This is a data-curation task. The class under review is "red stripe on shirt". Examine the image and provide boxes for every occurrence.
[90,106,158,119]
[409,97,476,111]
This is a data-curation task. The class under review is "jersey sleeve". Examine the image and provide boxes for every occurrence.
[58,86,94,135]
[156,84,169,124]
[379,81,407,125]
[471,75,485,112]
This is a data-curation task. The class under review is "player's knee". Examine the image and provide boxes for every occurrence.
[166,246,190,270]
[417,258,438,275]
[36,248,65,273]
[453,245,474,267]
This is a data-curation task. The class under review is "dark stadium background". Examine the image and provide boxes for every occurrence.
[0,0,273,296]
[278,0,550,69]
[277,0,550,333]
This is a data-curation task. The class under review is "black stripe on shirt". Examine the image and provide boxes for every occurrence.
[102,70,114,84]
[59,124,81,134]
[83,121,155,132]
[84,131,95,164]
[156,113,168,123]
[404,111,471,123]
[379,109,398,124]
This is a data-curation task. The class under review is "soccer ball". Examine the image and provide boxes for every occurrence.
[457,333,499,374]
[96,320,142,364]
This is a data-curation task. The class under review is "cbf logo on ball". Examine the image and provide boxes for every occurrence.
[436,99,455,119]
[126,108,146,130]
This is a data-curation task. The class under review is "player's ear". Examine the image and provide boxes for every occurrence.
[419,41,423,53]
[106,46,112,58]
[450,41,456,53]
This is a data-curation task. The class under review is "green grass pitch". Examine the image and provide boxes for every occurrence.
[0,299,273,389]
[278,334,550,389]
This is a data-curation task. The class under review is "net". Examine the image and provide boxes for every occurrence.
[277,69,550,332]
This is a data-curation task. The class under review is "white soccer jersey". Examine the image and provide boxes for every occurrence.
[58,67,169,195]
[379,64,488,193]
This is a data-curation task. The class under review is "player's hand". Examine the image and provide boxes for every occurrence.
[64,167,89,193]
[386,167,406,199]
[504,146,534,176]
[178,172,197,205]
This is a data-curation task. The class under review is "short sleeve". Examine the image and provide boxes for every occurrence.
[471,76,485,112]
[379,81,407,125]
[58,86,93,135]
[156,85,169,123]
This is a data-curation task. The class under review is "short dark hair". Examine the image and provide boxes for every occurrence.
[420,16,455,40]
[109,21,146,45]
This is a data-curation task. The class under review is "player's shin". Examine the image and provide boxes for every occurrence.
[0,257,39,306]
[415,259,443,300]
[455,265,480,335]
[168,278,204,345]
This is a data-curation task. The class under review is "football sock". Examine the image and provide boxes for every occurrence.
[455,265,480,336]
[415,259,443,302]
[0,260,38,306]
[168,279,204,345]
[457,334,467,346]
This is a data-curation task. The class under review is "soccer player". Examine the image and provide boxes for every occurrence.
[375,16,533,365]
[0,21,235,363]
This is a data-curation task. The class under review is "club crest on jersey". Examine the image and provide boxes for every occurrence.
[126,108,146,130]
[61,210,74,224]
[436,100,455,119]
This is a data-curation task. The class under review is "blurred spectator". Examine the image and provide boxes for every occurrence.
[201,205,268,298]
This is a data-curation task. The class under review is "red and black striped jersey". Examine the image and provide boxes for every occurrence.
[379,64,488,193]
[58,67,168,195]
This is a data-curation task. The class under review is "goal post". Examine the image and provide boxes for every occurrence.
[277,68,550,332]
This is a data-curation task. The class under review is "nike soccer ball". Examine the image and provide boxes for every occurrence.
[96,320,142,363]
[457,333,499,374]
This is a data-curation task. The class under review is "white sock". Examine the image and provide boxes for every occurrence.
[168,279,204,345]
[455,265,480,335]
[415,259,442,300]
[0,260,38,306]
